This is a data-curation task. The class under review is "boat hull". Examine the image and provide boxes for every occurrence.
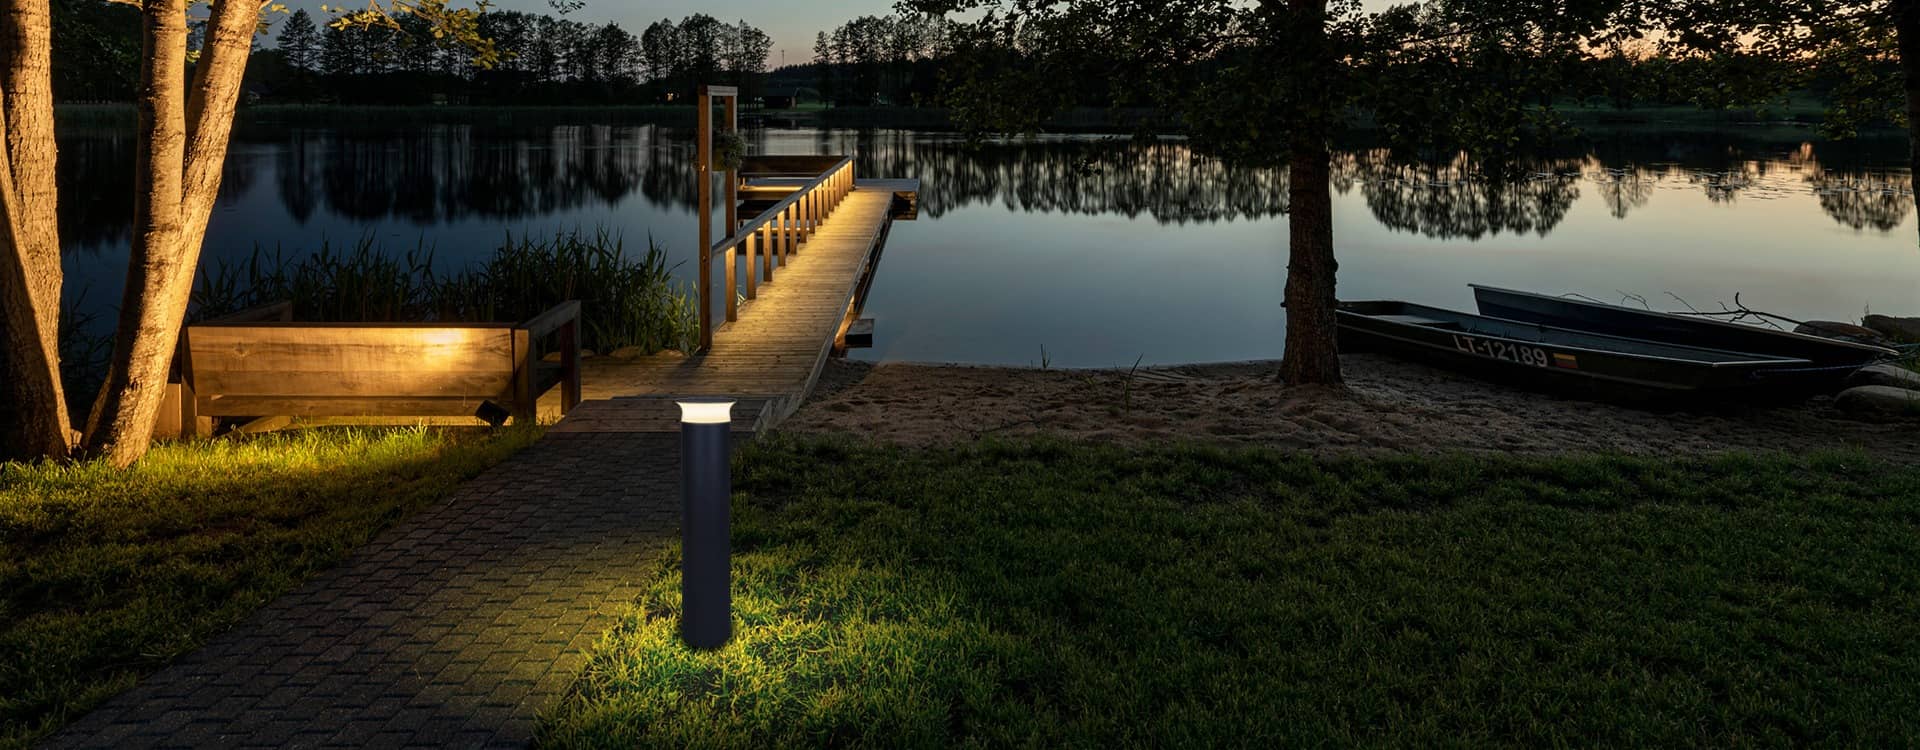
[1337,301,1829,404]
[1472,285,1893,378]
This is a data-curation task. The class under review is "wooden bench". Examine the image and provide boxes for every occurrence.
[165,301,582,437]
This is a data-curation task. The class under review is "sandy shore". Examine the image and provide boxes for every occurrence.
[782,354,1920,458]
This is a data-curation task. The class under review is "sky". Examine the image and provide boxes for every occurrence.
[288,0,908,70]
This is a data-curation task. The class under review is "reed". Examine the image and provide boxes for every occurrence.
[193,229,698,355]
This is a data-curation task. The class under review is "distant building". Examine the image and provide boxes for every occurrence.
[757,88,799,110]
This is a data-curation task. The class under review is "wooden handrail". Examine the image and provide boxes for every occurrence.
[521,299,581,338]
[713,155,854,256]
[705,154,857,334]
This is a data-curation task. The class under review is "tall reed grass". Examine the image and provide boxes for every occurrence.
[193,229,698,355]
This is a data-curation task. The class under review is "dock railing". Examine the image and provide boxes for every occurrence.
[709,155,856,330]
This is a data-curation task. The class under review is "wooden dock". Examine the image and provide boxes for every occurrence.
[551,177,915,434]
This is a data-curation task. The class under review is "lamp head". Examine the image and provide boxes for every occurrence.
[676,398,736,425]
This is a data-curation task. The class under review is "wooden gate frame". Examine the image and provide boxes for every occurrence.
[696,84,739,353]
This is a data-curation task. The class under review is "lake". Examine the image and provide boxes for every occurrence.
[56,121,1918,368]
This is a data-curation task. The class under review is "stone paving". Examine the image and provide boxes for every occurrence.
[48,426,704,749]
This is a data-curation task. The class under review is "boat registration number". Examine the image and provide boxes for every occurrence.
[1451,334,1551,368]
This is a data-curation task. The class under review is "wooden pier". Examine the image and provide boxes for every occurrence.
[552,171,916,434]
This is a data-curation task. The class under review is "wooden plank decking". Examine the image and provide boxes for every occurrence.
[559,179,912,432]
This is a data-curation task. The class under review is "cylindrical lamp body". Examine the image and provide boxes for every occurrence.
[679,418,732,649]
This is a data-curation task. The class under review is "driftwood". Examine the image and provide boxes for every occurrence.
[1556,290,1794,330]
[1658,292,1799,332]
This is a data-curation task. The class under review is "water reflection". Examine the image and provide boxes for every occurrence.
[1807,173,1912,233]
[292,125,667,223]
[1339,151,1582,239]
[47,123,1918,368]
[53,124,1914,257]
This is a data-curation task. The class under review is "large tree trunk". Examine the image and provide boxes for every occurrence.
[0,0,71,460]
[1897,0,1920,244]
[1280,141,1342,384]
[81,0,191,464]
[1277,0,1341,385]
[81,0,257,466]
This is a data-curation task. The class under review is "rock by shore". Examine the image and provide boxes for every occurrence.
[1795,321,1895,347]
[1835,385,1920,416]
[1864,314,1920,344]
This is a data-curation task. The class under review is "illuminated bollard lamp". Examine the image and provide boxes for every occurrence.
[676,398,735,649]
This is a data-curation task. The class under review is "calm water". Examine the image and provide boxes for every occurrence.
[57,124,1919,368]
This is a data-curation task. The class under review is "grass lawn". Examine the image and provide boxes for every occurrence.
[0,426,536,749]
[542,437,1920,748]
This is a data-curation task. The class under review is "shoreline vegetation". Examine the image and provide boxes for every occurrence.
[49,100,1884,136]
[191,230,698,356]
[56,230,698,424]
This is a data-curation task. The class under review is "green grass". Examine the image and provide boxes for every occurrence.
[542,437,1920,748]
[0,426,537,748]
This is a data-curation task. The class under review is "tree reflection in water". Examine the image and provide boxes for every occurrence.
[51,124,1914,256]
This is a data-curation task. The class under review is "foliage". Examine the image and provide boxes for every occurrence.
[322,0,501,68]
[0,426,536,748]
[541,437,1920,747]
[192,230,699,355]
[637,15,773,102]
[47,0,141,101]
[811,14,949,107]
[711,131,746,171]
[276,9,320,71]
[1601,1,1906,141]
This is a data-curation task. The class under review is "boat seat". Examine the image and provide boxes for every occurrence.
[1376,314,1462,329]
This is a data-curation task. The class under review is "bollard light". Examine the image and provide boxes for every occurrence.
[677,397,734,649]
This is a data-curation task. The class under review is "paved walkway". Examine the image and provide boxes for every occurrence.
[48,180,911,749]
[48,415,748,748]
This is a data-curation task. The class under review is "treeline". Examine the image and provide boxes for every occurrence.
[45,0,773,105]
[260,10,771,105]
[809,15,949,107]
[42,0,1891,123]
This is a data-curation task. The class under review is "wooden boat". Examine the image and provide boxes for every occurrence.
[1337,300,1829,401]
[1471,284,1895,368]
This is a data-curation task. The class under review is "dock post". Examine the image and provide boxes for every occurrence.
[696,88,713,352]
[760,222,774,282]
[724,247,737,322]
[745,233,757,299]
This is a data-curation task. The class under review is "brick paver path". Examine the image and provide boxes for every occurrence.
[49,428,695,749]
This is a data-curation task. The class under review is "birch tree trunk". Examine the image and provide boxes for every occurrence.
[0,0,71,460]
[81,0,258,466]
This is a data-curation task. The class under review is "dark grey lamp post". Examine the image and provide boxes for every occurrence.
[677,398,734,649]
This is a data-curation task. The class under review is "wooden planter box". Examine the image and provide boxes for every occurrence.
[160,301,582,437]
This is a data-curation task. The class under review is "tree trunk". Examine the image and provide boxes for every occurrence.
[1277,0,1342,385]
[81,0,258,466]
[1897,0,1920,244]
[1280,140,1342,385]
[81,0,190,465]
[0,0,71,460]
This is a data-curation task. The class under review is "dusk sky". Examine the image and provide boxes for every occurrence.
[291,0,909,69]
